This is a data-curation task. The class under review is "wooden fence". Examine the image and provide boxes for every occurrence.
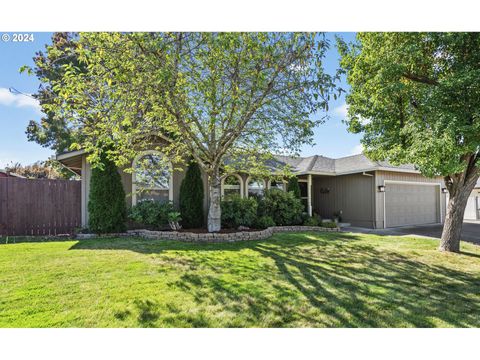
[0,178,81,236]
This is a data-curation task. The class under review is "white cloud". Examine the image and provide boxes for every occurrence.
[350,143,364,155]
[334,103,348,118]
[334,102,372,126]
[0,88,41,112]
[359,117,371,126]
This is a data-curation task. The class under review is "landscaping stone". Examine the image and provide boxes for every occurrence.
[102,225,340,243]
[75,225,340,243]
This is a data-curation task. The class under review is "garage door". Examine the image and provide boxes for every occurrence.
[385,183,440,228]
[465,196,479,220]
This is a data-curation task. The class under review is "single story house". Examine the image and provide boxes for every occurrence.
[0,169,24,178]
[57,149,447,229]
[464,180,480,220]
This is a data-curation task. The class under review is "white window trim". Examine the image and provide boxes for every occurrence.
[267,178,287,191]
[245,176,267,198]
[298,178,309,199]
[132,150,173,206]
[221,174,244,199]
[298,177,312,216]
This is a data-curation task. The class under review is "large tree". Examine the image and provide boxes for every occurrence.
[21,32,84,153]
[43,32,338,232]
[338,33,480,252]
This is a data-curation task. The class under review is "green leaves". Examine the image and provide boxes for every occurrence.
[339,32,480,178]
[41,32,339,179]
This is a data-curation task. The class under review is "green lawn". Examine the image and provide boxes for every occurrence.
[1,232,480,327]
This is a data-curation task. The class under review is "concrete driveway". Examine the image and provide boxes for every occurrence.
[344,220,480,245]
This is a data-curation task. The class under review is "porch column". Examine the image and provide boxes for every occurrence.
[307,174,312,216]
[81,155,87,227]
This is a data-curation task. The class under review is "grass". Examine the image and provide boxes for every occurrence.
[1,232,480,327]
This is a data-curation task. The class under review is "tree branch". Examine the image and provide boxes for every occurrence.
[402,73,439,86]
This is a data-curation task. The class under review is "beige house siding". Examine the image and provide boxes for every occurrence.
[312,173,375,228]
[83,157,212,226]
[119,166,133,207]
[374,170,446,229]
[78,152,447,230]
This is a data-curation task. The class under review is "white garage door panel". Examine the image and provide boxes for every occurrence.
[385,183,439,228]
[465,196,478,220]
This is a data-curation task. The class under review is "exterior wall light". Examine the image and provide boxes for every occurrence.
[442,188,448,194]
[378,185,385,192]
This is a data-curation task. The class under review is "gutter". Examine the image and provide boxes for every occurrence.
[299,166,421,177]
[56,149,86,161]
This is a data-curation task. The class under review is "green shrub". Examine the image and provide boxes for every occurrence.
[88,156,127,233]
[300,211,310,224]
[128,200,174,229]
[286,177,301,198]
[303,216,320,226]
[252,215,276,229]
[304,213,322,226]
[167,211,182,230]
[258,189,303,226]
[179,161,204,228]
[320,221,338,228]
[221,196,258,228]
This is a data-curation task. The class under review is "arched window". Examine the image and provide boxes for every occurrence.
[247,177,266,198]
[268,178,286,191]
[221,174,243,200]
[132,151,173,205]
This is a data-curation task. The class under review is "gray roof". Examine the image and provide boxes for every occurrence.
[273,153,419,175]
[56,147,421,176]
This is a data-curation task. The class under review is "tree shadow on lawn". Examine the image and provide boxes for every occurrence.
[70,233,480,327]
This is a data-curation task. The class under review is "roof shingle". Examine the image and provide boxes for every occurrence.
[272,153,418,175]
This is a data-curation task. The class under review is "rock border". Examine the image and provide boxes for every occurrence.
[1,226,339,244]
[122,225,339,243]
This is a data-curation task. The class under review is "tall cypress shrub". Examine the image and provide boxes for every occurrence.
[287,177,301,198]
[179,161,204,228]
[88,156,127,233]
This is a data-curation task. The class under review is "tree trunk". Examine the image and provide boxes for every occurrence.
[207,169,222,232]
[439,170,479,252]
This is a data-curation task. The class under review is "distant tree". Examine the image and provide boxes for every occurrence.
[5,159,73,179]
[21,32,84,153]
[179,161,204,228]
[44,32,339,232]
[338,32,480,252]
[287,177,301,198]
[88,154,127,233]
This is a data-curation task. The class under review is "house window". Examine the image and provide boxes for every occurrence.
[298,179,309,211]
[222,174,243,200]
[247,177,266,198]
[132,151,172,205]
[269,178,286,191]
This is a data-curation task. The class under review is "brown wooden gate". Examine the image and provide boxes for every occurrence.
[0,178,81,236]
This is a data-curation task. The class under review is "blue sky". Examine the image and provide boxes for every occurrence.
[0,32,360,167]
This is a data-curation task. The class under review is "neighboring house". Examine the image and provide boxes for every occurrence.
[0,169,25,178]
[464,180,480,220]
[57,148,447,229]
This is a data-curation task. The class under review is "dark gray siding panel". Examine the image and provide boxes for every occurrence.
[313,173,375,228]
